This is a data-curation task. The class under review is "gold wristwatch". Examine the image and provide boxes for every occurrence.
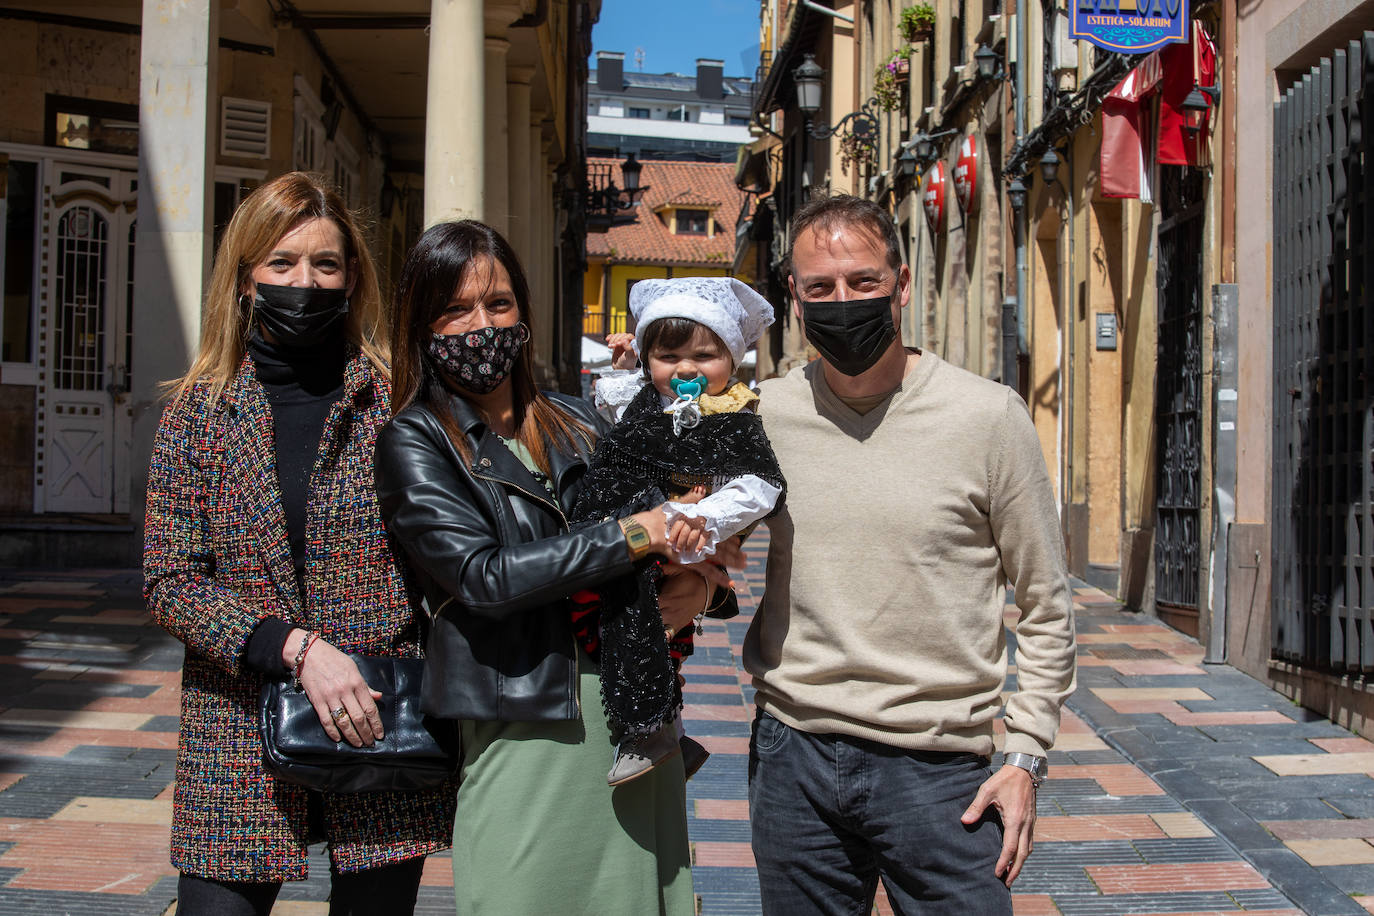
[619,517,652,560]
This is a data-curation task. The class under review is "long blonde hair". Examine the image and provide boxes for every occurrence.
[169,171,389,399]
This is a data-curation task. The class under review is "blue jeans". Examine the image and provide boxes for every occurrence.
[748,710,1012,916]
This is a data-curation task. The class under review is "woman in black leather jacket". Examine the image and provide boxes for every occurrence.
[375,220,736,915]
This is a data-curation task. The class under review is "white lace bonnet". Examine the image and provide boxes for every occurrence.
[629,277,775,366]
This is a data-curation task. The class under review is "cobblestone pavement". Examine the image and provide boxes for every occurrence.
[0,547,1371,914]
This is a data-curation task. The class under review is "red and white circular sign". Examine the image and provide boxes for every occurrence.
[923,160,946,233]
[954,134,978,216]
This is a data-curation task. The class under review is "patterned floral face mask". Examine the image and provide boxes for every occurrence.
[427,323,530,394]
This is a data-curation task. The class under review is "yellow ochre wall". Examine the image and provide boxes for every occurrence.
[582,262,729,336]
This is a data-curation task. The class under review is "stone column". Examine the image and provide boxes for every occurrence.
[130,0,218,533]
[529,122,546,309]
[482,37,511,236]
[425,0,485,225]
[506,69,534,267]
[533,139,555,368]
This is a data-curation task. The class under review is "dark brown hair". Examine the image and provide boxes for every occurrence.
[637,317,730,380]
[786,194,905,280]
[390,220,592,473]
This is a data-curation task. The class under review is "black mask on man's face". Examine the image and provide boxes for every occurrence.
[800,295,897,376]
[251,283,350,349]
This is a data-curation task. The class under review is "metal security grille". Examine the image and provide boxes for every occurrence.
[53,205,109,392]
[1272,35,1374,673]
[1154,166,1206,624]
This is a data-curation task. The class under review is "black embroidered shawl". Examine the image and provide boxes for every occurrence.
[570,382,786,736]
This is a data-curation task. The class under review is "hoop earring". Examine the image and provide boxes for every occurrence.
[238,292,252,311]
[516,322,532,344]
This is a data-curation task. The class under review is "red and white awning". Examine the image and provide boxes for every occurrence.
[1101,21,1217,200]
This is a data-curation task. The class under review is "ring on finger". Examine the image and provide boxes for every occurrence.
[330,705,348,722]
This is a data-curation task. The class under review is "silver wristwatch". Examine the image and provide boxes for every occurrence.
[1003,752,1048,787]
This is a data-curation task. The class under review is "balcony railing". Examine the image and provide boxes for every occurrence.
[581,309,628,336]
[751,49,774,119]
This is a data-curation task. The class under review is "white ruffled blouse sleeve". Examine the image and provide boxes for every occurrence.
[662,475,782,564]
[592,368,647,423]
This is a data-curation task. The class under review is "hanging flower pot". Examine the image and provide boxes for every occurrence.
[873,66,902,111]
[899,4,936,44]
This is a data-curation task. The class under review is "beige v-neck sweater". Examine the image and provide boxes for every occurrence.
[744,352,1076,758]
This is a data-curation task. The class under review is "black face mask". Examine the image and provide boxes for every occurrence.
[251,283,350,349]
[800,295,897,376]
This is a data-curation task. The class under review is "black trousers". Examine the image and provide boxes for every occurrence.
[175,856,426,916]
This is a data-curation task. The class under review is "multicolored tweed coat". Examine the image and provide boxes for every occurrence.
[143,351,455,882]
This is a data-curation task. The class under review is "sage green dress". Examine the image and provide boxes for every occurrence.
[449,438,694,916]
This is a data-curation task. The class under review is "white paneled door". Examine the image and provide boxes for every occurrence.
[36,162,136,514]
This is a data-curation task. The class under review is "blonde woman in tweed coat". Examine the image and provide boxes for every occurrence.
[144,172,452,915]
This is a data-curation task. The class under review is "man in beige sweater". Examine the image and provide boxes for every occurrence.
[745,195,1075,915]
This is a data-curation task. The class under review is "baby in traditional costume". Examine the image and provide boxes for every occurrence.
[571,277,785,785]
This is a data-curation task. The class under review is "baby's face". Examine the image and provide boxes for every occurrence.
[646,325,734,399]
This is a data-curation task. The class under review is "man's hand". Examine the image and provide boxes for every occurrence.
[607,332,637,369]
[657,562,713,634]
[960,763,1036,887]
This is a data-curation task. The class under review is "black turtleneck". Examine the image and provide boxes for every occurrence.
[243,330,348,675]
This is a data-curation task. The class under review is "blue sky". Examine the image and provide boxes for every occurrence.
[590,0,762,78]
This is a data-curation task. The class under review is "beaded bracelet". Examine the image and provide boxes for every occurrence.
[291,631,319,691]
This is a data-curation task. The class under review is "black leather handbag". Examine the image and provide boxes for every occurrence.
[259,654,461,793]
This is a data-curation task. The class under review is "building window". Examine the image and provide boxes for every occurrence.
[624,279,643,331]
[45,95,139,156]
[666,106,691,122]
[676,209,709,235]
[294,76,327,171]
[212,174,263,253]
[326,136,361,209]
[2,158,38,364]
[629,107,651,119]
[728,114,750,126]
[951,0,966,66]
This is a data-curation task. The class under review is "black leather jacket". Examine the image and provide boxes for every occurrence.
[375,390,634,722]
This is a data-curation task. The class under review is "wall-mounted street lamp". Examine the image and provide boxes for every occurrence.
[1007,176,1027,212]
[895,146,920,181]
[620,152,643,193]
[792,53,881,143]
[911,128,958,163]
[1180,84,1220,137]
[1039,149,1061,185]
[974,44,1004,82]
[793,54,825,119]
[584,152,650,232]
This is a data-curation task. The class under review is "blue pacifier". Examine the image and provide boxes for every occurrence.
[669,375,706,400]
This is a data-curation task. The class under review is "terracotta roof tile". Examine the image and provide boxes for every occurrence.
[658,190,722,208]
[586,158,745,267]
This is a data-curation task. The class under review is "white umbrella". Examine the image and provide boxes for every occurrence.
[581,335,613,368]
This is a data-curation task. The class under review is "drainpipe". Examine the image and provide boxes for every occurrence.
[800,0,854,24]
[1064,141,1075,521]
[1208,283,1239,663]
[1013,0,1029,386]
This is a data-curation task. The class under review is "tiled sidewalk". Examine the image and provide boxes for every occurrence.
[0,557,1370,914]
